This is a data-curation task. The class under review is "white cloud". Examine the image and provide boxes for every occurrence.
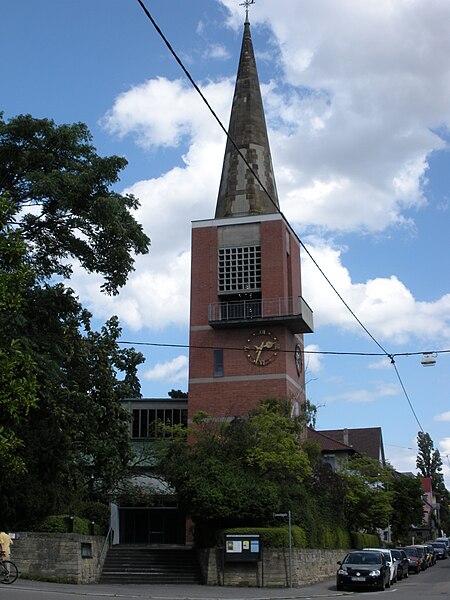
[435,412,450,422]
[221,0,450,234]
[102,77,233,150]
[204,44,230,60]
[301,239,450,345]
[144,355,189,383]
[304,344,322,375]
[325,381,399,404]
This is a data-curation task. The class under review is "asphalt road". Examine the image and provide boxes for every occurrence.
[0,559,449,600]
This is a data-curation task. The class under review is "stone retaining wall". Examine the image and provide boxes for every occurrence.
[199,547,346,587]
[10,532,106,584]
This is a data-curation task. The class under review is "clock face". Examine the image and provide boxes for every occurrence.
[294,343,303,377]
[244,329,280,366]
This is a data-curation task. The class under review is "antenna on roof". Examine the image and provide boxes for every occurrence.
[240,0,255,23]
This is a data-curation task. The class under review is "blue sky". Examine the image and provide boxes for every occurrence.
[3,0,450,486]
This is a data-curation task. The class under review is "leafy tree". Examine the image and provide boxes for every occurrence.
[168,389,188,398]
[0,115,150,528]
[0,195,38,475]
[155,399,317,545]
[0,113,150,294]
[340,455,393,533]
[389,473,424,543]
[416,431,445,492]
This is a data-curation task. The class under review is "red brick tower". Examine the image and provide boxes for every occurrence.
[188,15,313,420]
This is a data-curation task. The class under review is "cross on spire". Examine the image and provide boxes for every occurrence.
[240,0,255,23]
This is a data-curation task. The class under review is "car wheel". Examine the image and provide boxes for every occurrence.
[386,578,390,588]
[404,569,409,579]
[336,583,344,591]
[378,579,386,591]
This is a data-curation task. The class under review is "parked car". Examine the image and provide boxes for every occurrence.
[410,545,428,570]
[431,541,448,559]
[403,546,422,574]
[391,548,409,580]
[363,547,398,583]
[337,550,390,591]
[425,544,436,565]
[434,536,450,549]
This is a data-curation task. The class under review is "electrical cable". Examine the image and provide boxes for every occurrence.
[133,0,426,431]
[119,338,450,360]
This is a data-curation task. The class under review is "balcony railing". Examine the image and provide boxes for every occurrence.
[208,296,313,333]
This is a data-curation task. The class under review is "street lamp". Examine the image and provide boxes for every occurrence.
[421,353,437,367]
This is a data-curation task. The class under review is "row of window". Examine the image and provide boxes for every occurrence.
[132,408,188,440]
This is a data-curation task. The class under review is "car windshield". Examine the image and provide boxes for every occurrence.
[391,550,401,559]
[403,547,418,556]
[344,552,381,565]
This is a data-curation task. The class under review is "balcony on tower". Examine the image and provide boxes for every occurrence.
[208,295,313,333]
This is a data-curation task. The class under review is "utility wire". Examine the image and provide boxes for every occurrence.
[391,360,424,433]
[119,338,450,360]
[133,0,425,431]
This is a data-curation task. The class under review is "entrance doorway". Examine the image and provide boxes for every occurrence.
[119,507,186,544]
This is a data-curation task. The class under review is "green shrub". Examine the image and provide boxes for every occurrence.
[217,525,351,550]
[223,526,307,548]
[34,514,102,535]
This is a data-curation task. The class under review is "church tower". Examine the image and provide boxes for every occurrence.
[188,13,313,420]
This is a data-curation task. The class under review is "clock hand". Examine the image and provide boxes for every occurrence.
[254,342,266,363]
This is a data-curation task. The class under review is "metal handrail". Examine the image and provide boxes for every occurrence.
[97,526,113,567]
[209,295,313,324]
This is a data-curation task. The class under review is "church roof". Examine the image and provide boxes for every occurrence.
[215,18,280,219]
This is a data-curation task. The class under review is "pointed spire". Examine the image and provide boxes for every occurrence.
[215,17,279,219]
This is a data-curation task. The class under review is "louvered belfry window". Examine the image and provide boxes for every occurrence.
[218,245,261,294]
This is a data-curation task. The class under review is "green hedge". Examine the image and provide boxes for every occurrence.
[222,526,351,549]
[350,531,381,549]
[35,514,102,535]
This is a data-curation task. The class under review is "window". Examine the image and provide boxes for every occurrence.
[214,349,224,377]
[81,543,93,558]
[218,246,261,294]
[132,408,188,440]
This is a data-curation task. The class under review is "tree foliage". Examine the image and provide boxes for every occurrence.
[0,195,38,474]
[416,431,445,492]
[156,401,308,526]
[390,473,424,542]
[0,113,150,294]
[0,115,149,528]
[339,455,394,533]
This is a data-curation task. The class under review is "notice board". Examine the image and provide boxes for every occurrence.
[224,533,261,562]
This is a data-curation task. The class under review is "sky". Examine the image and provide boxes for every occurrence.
[3,0,450,488]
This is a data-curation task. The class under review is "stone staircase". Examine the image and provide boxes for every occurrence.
[99,545,204,584]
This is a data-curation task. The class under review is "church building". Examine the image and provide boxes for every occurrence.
[115,9,314,551]
[188,12,313,421]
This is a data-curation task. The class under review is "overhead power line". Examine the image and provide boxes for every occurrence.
[133,0,425,433]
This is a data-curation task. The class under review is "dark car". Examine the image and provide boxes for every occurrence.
[403,546,422,573]
[391,548,409,580]
[431,541,448,559]
[336,550,390,591]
